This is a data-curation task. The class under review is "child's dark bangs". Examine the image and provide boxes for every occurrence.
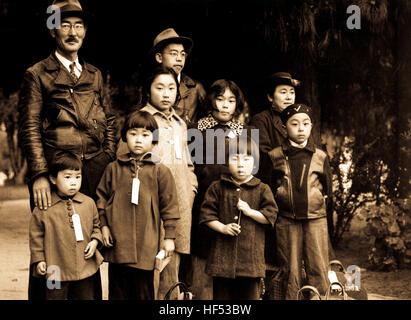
[49,154,82,177]
[60,156,82,171]
[128,115,157,133]
[227,136,259,163]
[127,111,159,133]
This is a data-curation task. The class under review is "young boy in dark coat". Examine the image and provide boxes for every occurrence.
[199,136,278,300]
[271,104,332,299]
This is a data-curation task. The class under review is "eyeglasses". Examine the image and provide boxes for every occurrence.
[59,22,85,33]
[165,51,187,59]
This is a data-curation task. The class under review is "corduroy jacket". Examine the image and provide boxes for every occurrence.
[18,53,117,183]
[199,175,278,279]
[96,153,180,270]
[29,192,104,282]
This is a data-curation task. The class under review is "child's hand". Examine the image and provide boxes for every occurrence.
[84,239,98,259]
[102,226,114,247]
[223,223,241,236]
[237,199,251,216]
[162,239,175,257]
[36,261,47,276]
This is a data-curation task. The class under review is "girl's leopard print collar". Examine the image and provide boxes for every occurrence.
[197,115,243,136]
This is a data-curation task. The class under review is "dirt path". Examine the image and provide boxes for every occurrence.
[0,199,30,299]
[335,228,411,300]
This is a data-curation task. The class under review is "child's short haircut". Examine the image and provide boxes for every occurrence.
[49,152,83,178]
[226,133,259,165]
[206,79,247,118]
[121,110,159,143]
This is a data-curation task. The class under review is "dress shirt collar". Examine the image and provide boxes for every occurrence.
[55,50,82,74]
[289,139,308,149]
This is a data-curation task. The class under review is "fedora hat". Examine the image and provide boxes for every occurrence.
[49,0,86,21]
[265,72,301,94]
[149,28,193,56]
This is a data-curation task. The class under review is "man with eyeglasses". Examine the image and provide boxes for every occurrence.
[18,0,117,300]
[150,28,206,126]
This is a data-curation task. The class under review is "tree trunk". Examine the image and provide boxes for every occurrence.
[397,6,411,199]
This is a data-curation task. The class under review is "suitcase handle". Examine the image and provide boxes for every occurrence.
[164,282,193,300]
[329,259,346,273]
[325,281,349,300]
[296,285,322,300]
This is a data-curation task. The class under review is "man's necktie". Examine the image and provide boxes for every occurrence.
[70,62,79,82]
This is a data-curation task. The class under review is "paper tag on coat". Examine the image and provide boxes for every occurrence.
[131,177,140,205]
[72,213,84,242]
[174,135,182,159]
[227,130,236,139]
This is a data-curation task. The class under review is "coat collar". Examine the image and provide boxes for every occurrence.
[179,73,196,99]
[180,73,196,87]
[50,191,85,207]
[44,52,97,72]
[197,115,244,136]
[220,174,261,187]
[44,53,97,86]
[282,137,316,153]
[268,107,288,138]
[142,103,184,124]
[117,152,160,164]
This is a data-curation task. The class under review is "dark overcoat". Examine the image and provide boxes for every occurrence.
[199,175,278,279]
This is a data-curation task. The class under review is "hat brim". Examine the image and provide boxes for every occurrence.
[60,10,90,23]
[270,77,300,87]
[265,77,300,94]
[149,36,193,56]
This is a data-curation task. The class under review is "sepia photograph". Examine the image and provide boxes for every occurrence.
[0,0,410,309]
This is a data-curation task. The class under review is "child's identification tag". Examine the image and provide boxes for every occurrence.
[174,135,182,159]
[131,177,140,205]
[71,213,84,242]
[227,130,236,139]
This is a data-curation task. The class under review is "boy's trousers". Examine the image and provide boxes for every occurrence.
[275,216,329,300]
[45,274,95,300]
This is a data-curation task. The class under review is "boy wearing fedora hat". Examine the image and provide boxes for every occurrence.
[151,28,206,126]
[18,0,117,300]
